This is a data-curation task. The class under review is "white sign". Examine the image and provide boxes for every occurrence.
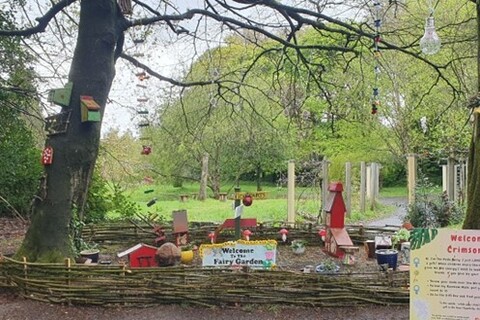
[410,228,480,320]
[200,240,277,269]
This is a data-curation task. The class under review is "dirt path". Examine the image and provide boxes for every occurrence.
[0,291,408,320]
[368,197,408,227]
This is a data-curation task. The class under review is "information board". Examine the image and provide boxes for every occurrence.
[410,229,480,320]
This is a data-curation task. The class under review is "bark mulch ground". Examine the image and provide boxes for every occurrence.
[0,217,409,320]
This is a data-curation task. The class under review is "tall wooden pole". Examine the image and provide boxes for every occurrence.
[287,160,295,224]
[360,161,366,213]
[407,154,417,206]
[345,162,352,217]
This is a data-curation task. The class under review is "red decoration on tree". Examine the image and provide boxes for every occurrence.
[41,146,54,165]
[242,194,253,206]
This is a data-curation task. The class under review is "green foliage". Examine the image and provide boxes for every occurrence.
[405,174,465,228]
[109,183,140,219]
[391,228,410,247]
[84,171,111,223]
[0,9,42,217]
[85,170,141,222]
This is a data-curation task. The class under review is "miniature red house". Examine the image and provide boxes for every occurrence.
[324,182,354,258]
[117,243,157,267]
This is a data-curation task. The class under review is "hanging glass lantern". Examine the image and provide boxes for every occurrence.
[420,16,441,55]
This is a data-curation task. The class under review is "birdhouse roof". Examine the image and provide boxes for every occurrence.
[330,228,353,246]
[117,243,157,258]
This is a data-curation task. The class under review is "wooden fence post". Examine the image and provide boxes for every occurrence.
[22,256,28,295]
[287,160,295,225]
[360,161,366,213]
[345,162,352,217]
[321,159,329,210]
[65,258,71,286]
[407,154,417,206]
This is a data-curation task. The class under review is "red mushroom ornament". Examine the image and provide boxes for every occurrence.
[279,228,289,242]
[243,229,252,241]
[208,231,216,244]
[318,229,326,242]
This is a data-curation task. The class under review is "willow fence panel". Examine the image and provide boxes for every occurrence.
[82,221,399,246]
[0,256,409,307]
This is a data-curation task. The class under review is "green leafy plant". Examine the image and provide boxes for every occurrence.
[70,209,98,256]
[392,228,410,247]
[109,183,140,219]
[291,239,307,250]
[405,172,465,228]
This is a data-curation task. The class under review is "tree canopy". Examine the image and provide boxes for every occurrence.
[0,0,479,260]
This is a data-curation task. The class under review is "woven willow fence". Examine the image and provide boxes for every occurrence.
[83,221,399,246]
[0,256,409,307]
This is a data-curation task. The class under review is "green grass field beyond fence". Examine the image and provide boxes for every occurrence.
[116,182,406,224]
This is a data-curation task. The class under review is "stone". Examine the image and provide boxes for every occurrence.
[155,242,181,267]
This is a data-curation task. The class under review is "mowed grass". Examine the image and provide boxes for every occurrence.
[116,182,403,224]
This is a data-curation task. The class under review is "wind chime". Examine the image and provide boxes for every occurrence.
[371,0,382,115]
[132,28,152,156]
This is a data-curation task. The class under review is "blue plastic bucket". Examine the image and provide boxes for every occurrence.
[375,249,398,270]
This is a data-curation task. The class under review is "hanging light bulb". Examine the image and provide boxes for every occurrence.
[420,16,441,55]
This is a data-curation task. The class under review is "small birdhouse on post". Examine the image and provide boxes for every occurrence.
[48,82,73,107]
[172,210,189,247]
[80,96,101,122]
[324,182,355,258]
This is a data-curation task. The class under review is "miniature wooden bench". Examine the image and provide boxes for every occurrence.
[218,192,228,201]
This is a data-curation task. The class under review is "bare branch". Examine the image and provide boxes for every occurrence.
[0,0,77,36]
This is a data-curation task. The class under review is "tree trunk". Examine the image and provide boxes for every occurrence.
[256,164,263,191]
[464,0,480,230]
[18,0,123,261]
[198,153,209,200]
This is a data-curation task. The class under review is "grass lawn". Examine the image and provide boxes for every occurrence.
[111,182,403,224]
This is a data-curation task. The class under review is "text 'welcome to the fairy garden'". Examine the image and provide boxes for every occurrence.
[200,240,277,269]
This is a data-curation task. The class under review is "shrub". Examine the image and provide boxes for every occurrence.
[405,173,464,228]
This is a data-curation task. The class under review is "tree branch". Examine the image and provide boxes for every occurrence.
[0,0,77,36]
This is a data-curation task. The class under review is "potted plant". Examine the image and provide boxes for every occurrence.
[179,243,195,264]
[291,239,307,254]
[392,228,410,250]
[79,247,100,263]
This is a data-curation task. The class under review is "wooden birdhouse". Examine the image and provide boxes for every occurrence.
[41,146,54,165]
[324,182,355,258]
[48,82,73,107]
[117,243,158,268]
[325,182,346,228]
[172,210,189,247]
[80,96,101,122]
